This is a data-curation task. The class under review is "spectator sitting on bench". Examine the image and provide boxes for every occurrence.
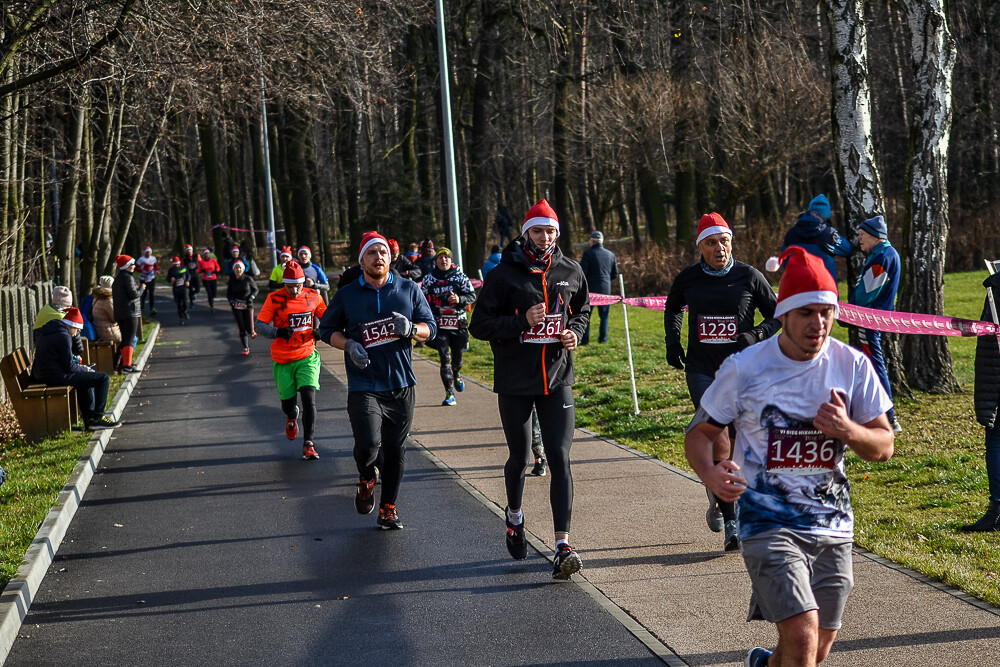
[32,285,85,360]
[31,307,121,431]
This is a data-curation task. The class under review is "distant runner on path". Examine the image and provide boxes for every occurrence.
[420,246,477,407]
[685,245,894,667]
[255,260,327,461]
[469,199,591,579]
[318,231,436,531]
[227,259,259,355]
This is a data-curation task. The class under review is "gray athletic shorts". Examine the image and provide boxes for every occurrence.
[741,527,854,630]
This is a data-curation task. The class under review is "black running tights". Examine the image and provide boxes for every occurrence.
[232,306,254,348]
[281,386,316,442]
[431,329,467,391]
[203,279,218,307]
[348,387,414,507]
[498,386,575,534]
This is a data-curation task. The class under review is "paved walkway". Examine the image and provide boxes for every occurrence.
[7,302,1000,666]
[5,305,659,666]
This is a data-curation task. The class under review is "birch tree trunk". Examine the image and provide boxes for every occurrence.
[899,0,959,393]
[55,93,89,294]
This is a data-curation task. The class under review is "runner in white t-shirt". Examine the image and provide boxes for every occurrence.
[685,245,895,667]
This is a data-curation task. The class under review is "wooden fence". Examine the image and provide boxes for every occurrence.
[0,282,55,400]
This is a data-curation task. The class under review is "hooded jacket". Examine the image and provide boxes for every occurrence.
[481,252,502,277]
[31,319,88,383]
[974,272,1000,429]
[469,239,590,395]
[91,286,121,344]
[782,211,853,282]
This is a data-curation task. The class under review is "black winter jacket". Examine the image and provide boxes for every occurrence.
[227,272,259,305]
[974,272,1000,429]
[664,260,780,377]
[391,256,422,281]
[112,269,142,319]
[31,320,88,383]
[469,239,590,395]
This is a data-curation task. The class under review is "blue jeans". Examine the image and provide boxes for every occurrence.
[583,305,610,344]
[858,328,895,423]
[986,424,1000,503]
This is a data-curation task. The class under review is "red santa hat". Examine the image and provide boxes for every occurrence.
[297,245,312,257]
[184,244,193,251]
[282,259,305,284]
[388,239,400,253]
[63,307,84,329]
[171,256,181,265]
[770,245,840,318]
[143,246,152,254]
[521,199,560,237]
[358,231,390,264]
[695,212,732,245]
[116,254,135,269]
[279,245,293,259]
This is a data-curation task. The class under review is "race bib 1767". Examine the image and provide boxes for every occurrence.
[697,314,737,344]
[437,308,463,331]
[766,426,841,475]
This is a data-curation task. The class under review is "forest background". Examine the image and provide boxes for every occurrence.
[1,0,997,394]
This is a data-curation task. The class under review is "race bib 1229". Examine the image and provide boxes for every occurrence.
[697,314,737,344]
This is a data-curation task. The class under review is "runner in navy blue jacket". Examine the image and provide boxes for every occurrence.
[781,194,852,282]
[318,231,436,530]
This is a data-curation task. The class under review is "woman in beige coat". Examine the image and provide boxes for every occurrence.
[92,275,121,345]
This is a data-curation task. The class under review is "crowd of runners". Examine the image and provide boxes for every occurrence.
[122,192,1000,667]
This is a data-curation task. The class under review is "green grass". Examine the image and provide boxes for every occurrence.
[0,323,149,587]
[456,270,1000,606]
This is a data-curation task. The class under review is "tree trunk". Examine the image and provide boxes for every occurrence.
[899,0,959,393]
[198,112,227,253]
[55,92,89,294]
[553,69,574,253]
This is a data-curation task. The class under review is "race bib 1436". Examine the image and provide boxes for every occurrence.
[766,426,842,475]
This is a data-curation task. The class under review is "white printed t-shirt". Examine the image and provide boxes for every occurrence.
[699,335,891,540]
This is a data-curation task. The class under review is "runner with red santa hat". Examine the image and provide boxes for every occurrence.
[318,231,436,530]
[256,259,328,460]
[468,199,591,579]
[663,212,780,552]
[684,245,894,667]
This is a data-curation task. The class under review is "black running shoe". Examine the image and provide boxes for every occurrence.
[529,458,547,477]
[724,520,740,552]
[87,416,122,431]
[355,478,375,514]
[505,511,527,560]
[377,503,403,530]
[552,544,582,579]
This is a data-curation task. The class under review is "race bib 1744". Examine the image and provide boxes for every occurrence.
[697,314,738,344]
[288,311,313,332]
[360,316,398,348]
[521,312,565,344]
[766,426,842,475]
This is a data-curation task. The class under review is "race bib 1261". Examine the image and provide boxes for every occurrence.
[697,314,738,344]
[360,316,398,348]
[766,426,842,475]
[522,312,565,344]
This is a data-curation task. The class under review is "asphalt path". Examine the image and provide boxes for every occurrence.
[6,299,661,666]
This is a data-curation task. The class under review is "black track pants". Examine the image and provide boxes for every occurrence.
[231,305,254,348]
[348,387,414,507]
[204,279,218,307]
[282,386,316,442]
[429,329,467,391]
[141,280,156,311]
[497,385,575,533]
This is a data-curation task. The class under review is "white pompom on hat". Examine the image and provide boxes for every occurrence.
[522,199,560,237]
[695,212,732,245]
[773,245,840,318]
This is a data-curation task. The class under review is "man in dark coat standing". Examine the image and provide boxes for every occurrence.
[579,231,618,344]
[112,254,143,372]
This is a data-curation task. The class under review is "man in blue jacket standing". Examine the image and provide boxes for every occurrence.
[579,231,618,344]
[851,215,902,433]
[782,194,853,282]
[319,231,436,530]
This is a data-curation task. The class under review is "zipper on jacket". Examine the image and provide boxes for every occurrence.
[539,267,550,396]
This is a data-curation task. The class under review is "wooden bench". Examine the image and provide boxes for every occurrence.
[0,347,78,444]
[86,339,116,374]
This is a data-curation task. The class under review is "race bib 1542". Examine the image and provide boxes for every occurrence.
[697,314,737,344]
[360,316,398,348]
[766,426,842,475]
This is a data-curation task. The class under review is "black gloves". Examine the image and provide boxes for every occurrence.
[734,331,758,351]
[276,326,294,340]
[666,343,686,370]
